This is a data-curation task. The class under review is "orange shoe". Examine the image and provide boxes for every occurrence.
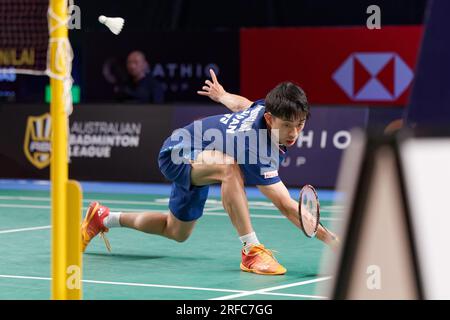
[81,202,111,252]
[240,244,286,275]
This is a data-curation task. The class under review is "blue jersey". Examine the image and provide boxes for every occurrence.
[160,100,287,186]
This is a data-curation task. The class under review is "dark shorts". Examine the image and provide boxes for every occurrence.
[158,145,209,222]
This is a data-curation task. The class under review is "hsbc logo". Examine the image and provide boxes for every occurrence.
[332,52,414,101]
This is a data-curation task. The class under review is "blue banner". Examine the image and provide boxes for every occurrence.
[279,107,369,188]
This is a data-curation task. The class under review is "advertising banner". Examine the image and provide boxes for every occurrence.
[1,104,368,188]
[278,106,369,188]
[83,31,239,103]
[0,104,173,182]
[240,26,423,106]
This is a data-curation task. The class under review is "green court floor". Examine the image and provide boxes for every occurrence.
[0,188,341,300]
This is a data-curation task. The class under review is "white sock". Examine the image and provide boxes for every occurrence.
[103,211,122,228]
[239,232,260,254]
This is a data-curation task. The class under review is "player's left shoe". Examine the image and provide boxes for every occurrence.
[81,202,111,252]
[240,244,287,275]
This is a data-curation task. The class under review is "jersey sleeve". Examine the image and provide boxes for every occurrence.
[250,99,265,109]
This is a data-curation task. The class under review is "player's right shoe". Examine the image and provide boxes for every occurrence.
[81,202,111,252]
[240,244,287,275]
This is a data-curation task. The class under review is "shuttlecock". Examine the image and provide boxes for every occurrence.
[98,15,124,35]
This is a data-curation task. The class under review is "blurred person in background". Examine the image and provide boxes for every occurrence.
[113,50,165,104]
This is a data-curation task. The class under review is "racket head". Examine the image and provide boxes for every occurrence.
[299,184,320,238]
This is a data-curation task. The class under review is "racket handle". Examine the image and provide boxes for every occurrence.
[319,222,340,248]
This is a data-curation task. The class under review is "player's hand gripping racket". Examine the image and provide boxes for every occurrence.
[299,185,339,246]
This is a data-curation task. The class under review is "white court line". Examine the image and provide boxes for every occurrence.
[260,292,326,299]
[0,196,277,208]
[203,211,339,221]
[0,196,344,213]
[0,196,281,211]
[0,225,50,234]
[0,203,51,209]
[0,204,171,215]
[203,206,229,212]
[0,196,50,202]
[0,196,283,212]
[0,203,340,221]
[0,274,326,299]
[210,276,331,300]
[0,196,168,207]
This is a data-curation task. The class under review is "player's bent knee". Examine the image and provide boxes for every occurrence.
[170,231,191,243]
[166,211,197,242]
[200,163,236,184]
[223,162,244,181]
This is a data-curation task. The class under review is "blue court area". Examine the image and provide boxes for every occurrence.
[0,179,342,300]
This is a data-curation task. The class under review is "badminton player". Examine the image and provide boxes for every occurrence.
[81,69,339,275]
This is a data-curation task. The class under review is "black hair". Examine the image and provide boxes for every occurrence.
[264,82,310,121]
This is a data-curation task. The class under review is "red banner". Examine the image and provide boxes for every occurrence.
[240,26,424,106]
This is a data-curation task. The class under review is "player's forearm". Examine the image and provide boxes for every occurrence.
[282,198,334,245]
[316,224,336,244]
[280,199,304,230]
[219,92,253,113]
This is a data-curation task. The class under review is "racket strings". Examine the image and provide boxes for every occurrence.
[299,185,320,238]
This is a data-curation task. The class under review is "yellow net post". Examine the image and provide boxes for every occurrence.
[66,180,83,299]
[49,0,82,300]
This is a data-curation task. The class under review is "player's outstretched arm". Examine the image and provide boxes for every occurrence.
[197,68,253,113]
[258,181,339,249]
